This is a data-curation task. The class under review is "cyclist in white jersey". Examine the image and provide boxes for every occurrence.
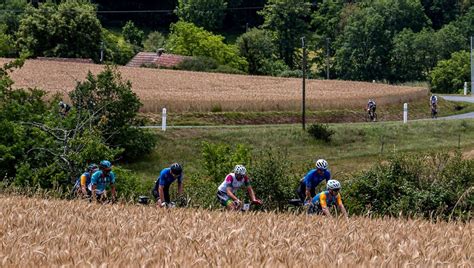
[216,165,262,210]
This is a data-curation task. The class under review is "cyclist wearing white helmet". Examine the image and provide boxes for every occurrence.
[297,159,331,204]
[216,165,262,211]
[309,179,348,218]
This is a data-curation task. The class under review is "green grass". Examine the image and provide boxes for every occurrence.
[126,119,474,183]
[141,99,474,126]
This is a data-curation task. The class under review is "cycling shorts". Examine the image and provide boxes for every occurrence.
[217,191,233,207]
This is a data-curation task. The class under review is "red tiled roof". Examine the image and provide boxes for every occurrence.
[126,52,189,68]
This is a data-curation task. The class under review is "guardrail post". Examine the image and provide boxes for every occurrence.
[464,82,468,95]
[403,103,408,123]
[162,108,167,131]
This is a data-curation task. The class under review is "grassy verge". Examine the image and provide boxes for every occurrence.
[126,119,474,183]
[140,98,474,126]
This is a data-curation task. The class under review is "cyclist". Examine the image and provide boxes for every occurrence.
[366,99,377,121]
[309,179,348,218]
[297,159,331,204]
[430,95,438,118]
[58,101,71,117]
[152,163,183,208]
[73,163,98,197]
[88,160,117,202]
[216,165,262,211]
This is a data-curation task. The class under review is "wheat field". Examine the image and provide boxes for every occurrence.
[0,196,471,267]
[0,58,427,112]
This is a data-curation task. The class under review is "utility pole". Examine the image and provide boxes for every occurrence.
[301,36,306,130]
[326,37,330,79]
[471,36,473,95]
[100,41,104,63]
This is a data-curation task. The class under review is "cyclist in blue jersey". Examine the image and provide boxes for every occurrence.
[309,180,348,218]
[88,160,117,202]
[152,163,183,208]
[296,159,331,204]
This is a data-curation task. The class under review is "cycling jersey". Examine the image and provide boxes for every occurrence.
[79,171,94,187]
[88,170,116,194]
[217,173,250,194]
[303,169,331,189]
[153,168,183,190]
[431,96,438,105]
[312,190,342,208]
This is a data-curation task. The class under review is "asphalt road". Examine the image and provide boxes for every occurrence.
[439,95,474,120]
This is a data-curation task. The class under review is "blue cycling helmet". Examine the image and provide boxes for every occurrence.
[87,164,98,172]
[99,160,112,170]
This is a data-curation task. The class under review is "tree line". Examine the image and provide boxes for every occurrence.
[0,0,473,92]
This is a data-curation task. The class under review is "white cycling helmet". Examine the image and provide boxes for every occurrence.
[327,180,341,190]
[315,159,328,170]
[234,165,247,176]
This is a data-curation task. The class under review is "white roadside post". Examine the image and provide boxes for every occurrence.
[162,108,167,131]
[403,103,408,124]
[464,82,468,96]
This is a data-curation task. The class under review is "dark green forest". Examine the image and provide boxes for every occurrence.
[0,0,473,90]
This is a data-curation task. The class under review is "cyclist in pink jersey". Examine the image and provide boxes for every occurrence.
[216,165,262,211]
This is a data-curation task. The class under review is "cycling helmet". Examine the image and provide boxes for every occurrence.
[87,164,98,172]
[315,159,328,170]
[234,165,247,176]
[170,163,182,175]
[99,160,112,170]
[327,180,341,190]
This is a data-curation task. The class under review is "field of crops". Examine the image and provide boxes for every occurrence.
[0,58,427,112]
[1,195,471,266]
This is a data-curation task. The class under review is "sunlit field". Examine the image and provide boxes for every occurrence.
[0,196,471,266]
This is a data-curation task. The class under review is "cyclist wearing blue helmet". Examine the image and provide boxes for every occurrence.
[89,160,117,202]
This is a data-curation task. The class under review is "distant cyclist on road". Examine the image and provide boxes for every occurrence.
[366,99,377,121]
[296,159,331,205]
[430,95,438,118]
[89,160,117,202]
[308,179,348,218]
[152,163,184,208]
[216,165,262,211]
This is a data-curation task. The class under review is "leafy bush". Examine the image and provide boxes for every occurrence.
[176,57,219,72]
[307,123,335,142]
[344,152,473,220]
[166,21,248,72]
[102,28,135,65]
[236,28,278,75]
[201,142,251,183]
[430,50,471,94]
[176,0,227,31]
[122,20,144,50]
[249,148,300,210]
[143,31,166,52]
[184,174,220,208]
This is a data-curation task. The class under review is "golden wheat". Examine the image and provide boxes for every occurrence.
[0,58,427,113]
[0,195,472,267]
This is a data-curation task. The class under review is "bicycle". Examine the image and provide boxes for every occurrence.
[367,108,377,122]
[431,104,438,119]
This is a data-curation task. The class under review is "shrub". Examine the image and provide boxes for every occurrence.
[143,31,166,52]
[201,142,251,183]
[307,123,335,142]
[122,20,144,50]
[176,57,219,72]
[430,50,471,94]
[344,151,473,220]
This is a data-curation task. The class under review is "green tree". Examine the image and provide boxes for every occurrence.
[0,0,28,35]
[259,0,311,68]
[166,21,248,71]
[102,28,135,65]
[16,1,102,61]
[236,28,280,75]
[430,50,471,93]
[0,25,15,57]
[70,65,157,160]
[334,0,429,81]
[176,0,227,31]
[122,20,144,50]
[143,31,166,52]
[421,0,463,29]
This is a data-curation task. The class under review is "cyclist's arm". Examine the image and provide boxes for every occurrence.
[226,186,239,202]
[320,194,331,217]
[158,185,165,204]
[246,186,257,202]
[177,182,183,196]
[110,183,116,200]
[91,184,97,201]
[80,174,87,193]
[336,194,348,218]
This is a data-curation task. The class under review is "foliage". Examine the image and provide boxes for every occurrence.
[429,50,471,94]
[0,25,15,57]
[173,56,245,74]
[143,31,166,52]
[101,28,135,65]
[167,21,248,72]
[259,0,312,68]
[176,0,227,31]
[69,65,156,160]
[201,141,251,183]
[16,1,102,61]
[113,166,153,201]
[122,20,144,50]
[0,0,28,35]
[307,123,335,142]
[249,148,299,210]
[344,151,473,220]
[235,28,278,75]
[420,0,463,29]
[184,174,220,208]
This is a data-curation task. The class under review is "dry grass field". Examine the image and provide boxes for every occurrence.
[0,58,427,112]
[1,195,472,267]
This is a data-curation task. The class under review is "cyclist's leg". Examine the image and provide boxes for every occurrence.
[296,179,306,202]
[152,188,159,201]
[217,191,234,210]
[163,184,171,203]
